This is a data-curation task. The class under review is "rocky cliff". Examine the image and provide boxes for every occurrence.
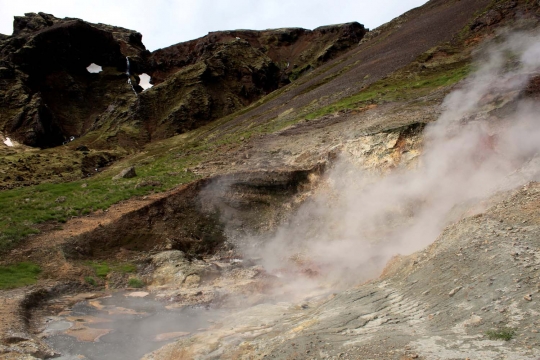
[0,13,366,148]
[0,12,148,148]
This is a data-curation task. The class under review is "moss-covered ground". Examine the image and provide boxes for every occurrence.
[0,153,198,251]
[0,262,41,289]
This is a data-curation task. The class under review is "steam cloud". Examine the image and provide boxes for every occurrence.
[241,30,540,295]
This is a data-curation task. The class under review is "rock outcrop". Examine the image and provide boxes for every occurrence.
[0,12,148,148]
[137,23,366,140]
[148,23,367,86]
[0,13,366,148]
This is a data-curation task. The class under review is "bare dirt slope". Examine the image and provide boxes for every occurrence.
[207,0,492,136]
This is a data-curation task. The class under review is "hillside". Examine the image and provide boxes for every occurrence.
[0,13,365,149]
[1,0,540,359]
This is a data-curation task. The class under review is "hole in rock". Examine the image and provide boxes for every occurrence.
[86,63,103,73]
[3,137,13,147]
[139,73,153,90]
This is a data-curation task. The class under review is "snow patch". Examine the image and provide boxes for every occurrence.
[139,73,153,90]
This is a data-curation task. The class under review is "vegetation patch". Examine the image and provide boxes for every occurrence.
[0,262,41,289]
[486,327,516,341]
[118,263,136,273]
[0,154,198,252]
[84,276,97,286]
[87,261,137,278]
[89,262,110,278]
[128,278,144,288]
[304,61,470,120]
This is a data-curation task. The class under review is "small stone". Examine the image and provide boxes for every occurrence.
[112,166,136,180]
[55,196,66,203]
[524,294,532,301]
[449,286,462,297]
[81,183,88,188]
[125,291,149,298]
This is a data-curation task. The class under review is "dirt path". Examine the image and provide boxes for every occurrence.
[0,185,194,287]
[8,190,178,257]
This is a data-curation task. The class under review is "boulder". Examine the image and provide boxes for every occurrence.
[112,166,136,180]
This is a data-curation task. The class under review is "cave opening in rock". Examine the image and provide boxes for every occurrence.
[86,63,103,73]
[139,73,153,90]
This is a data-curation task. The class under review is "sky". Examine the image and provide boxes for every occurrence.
[0,0,428,51]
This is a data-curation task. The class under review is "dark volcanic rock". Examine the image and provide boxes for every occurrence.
[112,166,137,180]
[0,12,148,148]
[137,40,282,139]
[0,12,366,149]
[137,22,366,140]
[148,23,367,86]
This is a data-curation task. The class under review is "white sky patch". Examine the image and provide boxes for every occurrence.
[3,137,13,147]
[0,0,428,51]
[86,63,102,73]
[138,73,153,90]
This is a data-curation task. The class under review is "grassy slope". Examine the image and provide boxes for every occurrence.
[0,3,489,253]
[0,56,470,251]
[0,262,41,289]
[0,153,198,250]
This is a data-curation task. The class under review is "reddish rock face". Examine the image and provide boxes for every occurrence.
[148,23,367,86]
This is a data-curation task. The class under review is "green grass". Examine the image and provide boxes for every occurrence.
[128,278,144,288]
[84,276,97,286]
[87,261,137,278]
[304,62,470,120]
[0,262,41,289]
[0,153,199,252]
[486,327,516,341]
[89,262,110,278]
[118,263,136,273]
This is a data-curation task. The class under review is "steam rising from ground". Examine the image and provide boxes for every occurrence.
[242,31,540,295]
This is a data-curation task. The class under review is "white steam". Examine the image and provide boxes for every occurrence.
[244,31,540,293]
